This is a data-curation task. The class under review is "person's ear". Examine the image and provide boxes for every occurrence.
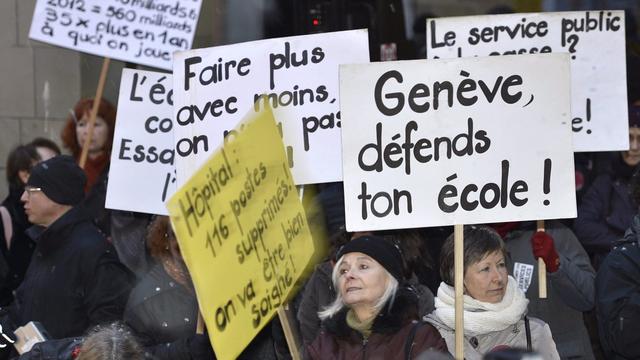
[18,170,30,184]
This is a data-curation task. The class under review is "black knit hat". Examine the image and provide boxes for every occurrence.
[27,155,86,205]
[336,235,404,282]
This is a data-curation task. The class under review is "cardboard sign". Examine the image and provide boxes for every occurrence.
[341,54,576,231]
[106,69,175,215]
[166,106,315,360]
[426,11,628,152]
[29,0,202,70]
[172,29,369,186]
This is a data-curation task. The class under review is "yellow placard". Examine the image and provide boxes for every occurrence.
[167,106,315,360]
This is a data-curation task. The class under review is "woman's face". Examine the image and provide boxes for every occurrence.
[338,252,389,309]
[76,113,109,156]
[464,250,508,303]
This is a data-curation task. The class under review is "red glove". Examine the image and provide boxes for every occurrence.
[531,231,560,272]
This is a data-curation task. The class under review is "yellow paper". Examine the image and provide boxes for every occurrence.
[167,106,315,360]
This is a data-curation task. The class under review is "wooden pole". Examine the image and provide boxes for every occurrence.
[454,224,464,360]
[273,184,306,360]
[79,57,111,169]
[278,306,301,360]
[196,311,205,334]
[536,220,547,299]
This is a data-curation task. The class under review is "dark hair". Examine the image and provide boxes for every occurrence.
[30,137,61,155]
[77,322,144,360]
[146,215,174,260]
[378,228,435,277]
[61,98,116,159]
[6,144,40,190]
[439,225,506,286]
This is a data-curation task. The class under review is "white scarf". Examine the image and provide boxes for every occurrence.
[433,276,528,336]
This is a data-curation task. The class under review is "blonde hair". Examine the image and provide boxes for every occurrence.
[318,255,399,320]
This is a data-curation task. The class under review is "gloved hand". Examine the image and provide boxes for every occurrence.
[188,334,215,359]
[531,231,560,272]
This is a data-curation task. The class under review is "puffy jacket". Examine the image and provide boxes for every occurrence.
[124,263,275,360]
[425,314,558,360]
[596,215,640,360]
[307,287,446,359]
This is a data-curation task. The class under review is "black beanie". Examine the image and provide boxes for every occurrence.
[336,235,404,282]
[27,155,86,205]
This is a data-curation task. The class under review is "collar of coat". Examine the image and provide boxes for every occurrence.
[322,285,419,340]
[25,206,86,255]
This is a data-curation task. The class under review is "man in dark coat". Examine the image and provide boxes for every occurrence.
[0,155,133,358]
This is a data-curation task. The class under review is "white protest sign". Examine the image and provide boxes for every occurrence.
[106,69,175,215]
[341,54,576,231]
[426,11,627,152]
[29,0,202,70]
[173,29,369,186]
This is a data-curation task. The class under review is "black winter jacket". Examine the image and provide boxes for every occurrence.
[596,214,640,359]
[124,263,276,360]
[2,207,132,340]
[574,156,638,268]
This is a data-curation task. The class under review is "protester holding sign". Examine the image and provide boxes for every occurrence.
[424,226,560,360]
[307,235,446,359]
[298,228,437,349]
[61,98,116,236]
[123,216,214,360]
[494,221,596,359]
[124,216,275,360]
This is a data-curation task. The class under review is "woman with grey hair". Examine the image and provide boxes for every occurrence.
[76,322,144,360]
[424,226,560,359]
[307,235,446,359]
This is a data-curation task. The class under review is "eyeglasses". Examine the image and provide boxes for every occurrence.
[24,186,43,198]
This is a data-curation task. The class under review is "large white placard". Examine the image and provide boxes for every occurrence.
[427,11,627,152]
[106,69,175,215]
[29,0,202,70]
[172,29,369,185]
[341,54,576,231]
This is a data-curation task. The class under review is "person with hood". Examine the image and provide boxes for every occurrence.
[307,235,446,359]
[424,226,560,360]
[595,168,640,359]
[573,104,640,269]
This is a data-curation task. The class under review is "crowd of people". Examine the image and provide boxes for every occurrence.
[0,9,639,359]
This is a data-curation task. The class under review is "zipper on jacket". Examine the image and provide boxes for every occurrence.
[361,337,368,359]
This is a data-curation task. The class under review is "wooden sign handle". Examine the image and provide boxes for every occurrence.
[79,57,110,169]
[536,220,547,299]
[454,224,464,360]
[196,311,205,334]
[278,305,301,360]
